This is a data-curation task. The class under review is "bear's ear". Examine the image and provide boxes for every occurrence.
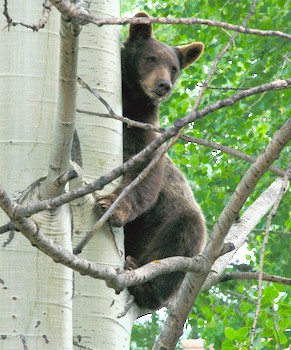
[129,12,152,39]
[176,42,204,69]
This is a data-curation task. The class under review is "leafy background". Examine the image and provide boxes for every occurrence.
[121,1,290,349]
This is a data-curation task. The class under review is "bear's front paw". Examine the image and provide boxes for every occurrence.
[98,195,115,212]
[96,194,129,227]
[125,256,139,270]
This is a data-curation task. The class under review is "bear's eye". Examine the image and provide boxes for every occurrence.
[145,56,156,63]
[171,66,178,74]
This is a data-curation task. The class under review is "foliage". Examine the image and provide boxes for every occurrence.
[130,313,164,350]
[121,0,290,349]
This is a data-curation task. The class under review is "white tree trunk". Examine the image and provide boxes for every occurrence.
[0,2,73,350]
[71,1,138,349]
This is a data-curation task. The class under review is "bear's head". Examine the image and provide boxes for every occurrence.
[122,12,204,104]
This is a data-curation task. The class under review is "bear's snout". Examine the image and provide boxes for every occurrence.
[155,79,172,96]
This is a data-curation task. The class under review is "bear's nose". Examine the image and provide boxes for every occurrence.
[156,80,172,95]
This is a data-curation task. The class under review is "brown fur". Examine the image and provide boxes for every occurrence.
[97,12,206,309]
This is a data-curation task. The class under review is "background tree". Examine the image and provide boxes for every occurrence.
[0,2,73,348]
[0,1,290,350]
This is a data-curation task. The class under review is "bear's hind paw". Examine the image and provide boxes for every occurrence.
[125,256,139,270]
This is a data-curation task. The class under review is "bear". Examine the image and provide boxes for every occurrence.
[98,12,206,310]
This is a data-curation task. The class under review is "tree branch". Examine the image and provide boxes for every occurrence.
[39,18,81,199]
[3,1,52,31]
[249,161,291,349]
[4,79,290,220]
[0,186,221,291]
[219,272,291,286]
[206,120,290,258]
[0,176,289,295]
[76,108,286,178]
[0,186,118,281]
[152,119,291,349]
[202,178,289,291]
[192,0,256,111]
[180,135,287,178]
[59,5,290,40]
[252,229,291,236]
[3,1,290,41]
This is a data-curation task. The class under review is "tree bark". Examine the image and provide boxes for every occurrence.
[0,3,73,349]
[71,1,138,349]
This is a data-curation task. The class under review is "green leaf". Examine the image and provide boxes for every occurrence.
[278,317,290,330]
[221,339,236,350]
[278,331,288,344]
[265,318,274,329]
[236,327,249,337]
[224,327,237,340]
[261,328,273,337]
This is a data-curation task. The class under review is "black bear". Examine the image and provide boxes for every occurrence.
[98,12,206,310]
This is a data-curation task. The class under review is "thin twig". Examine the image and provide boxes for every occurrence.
[225,289,256,304]
[219,272,291,285]
[249,161,291,350]
[252,229,291,236]
[193,0,256,110]
[205,85,251,91]
[2,1,52,31]
[76,108,287,178]
[0,222,14,234]
[271,305,283,350]
[77,76,114,114]
[3,0,13,30]
[283,54,291,64]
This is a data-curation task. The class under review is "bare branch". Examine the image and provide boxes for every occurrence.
[77,108,286,178]
[39,18,81,199]
[0,222,14,234]
[205,85,251,91]
[193,0,256,110]
[3,1,52,31]
[49,0,90,25]
[3,0,12,28]
[4,0,290,40]
[283,54,291,64]
[70,10,291,40]
[77,108,164,131]
[175,80,290,129]
[219,272,291,286]
[181,135,287,178]
[77,76,115,115]
[0,176,289,296]
[153,119,291,349]
[8,79,290,220]
[253,229,291,236]
[206,122,290,258]
[53,170,78,187]
[0,186,214,291]
[249,161,291,349]
[202,178,289,291]
[0,187,118,282]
